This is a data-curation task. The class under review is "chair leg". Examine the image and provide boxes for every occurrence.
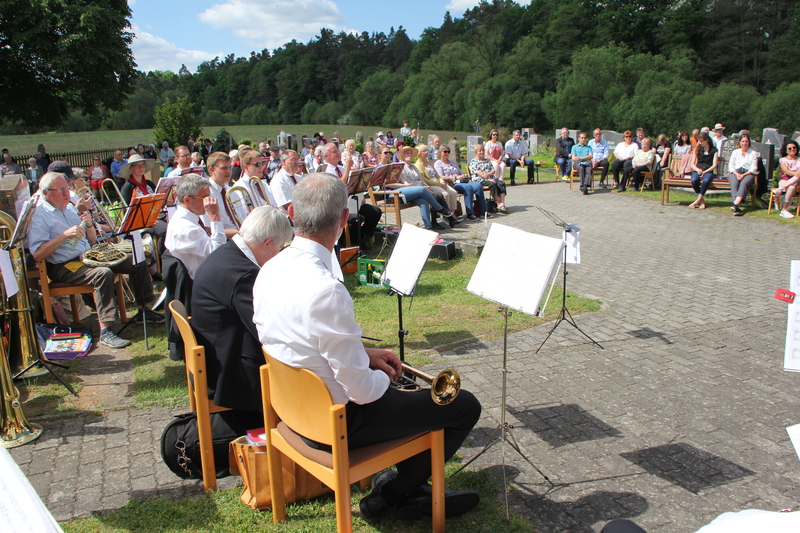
[430,429,446,533]
[115,277,127,322]
[44,296,55,324]
[267,445,287,524]
[334,483,353,533]
[69,295,80,323]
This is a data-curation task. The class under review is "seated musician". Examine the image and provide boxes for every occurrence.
[191,205,293,434]
[254,173,481,521]
[233,148,275,207]
[203,151,238,238]
[269,149,303,214]
[165,174,226,279]
[27,172,162,349]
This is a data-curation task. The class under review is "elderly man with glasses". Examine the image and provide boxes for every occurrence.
[28,172,160,348]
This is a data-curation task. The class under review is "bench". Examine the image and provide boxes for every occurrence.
[661,154,758,207]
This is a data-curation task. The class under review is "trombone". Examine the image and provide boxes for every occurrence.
[224,185,253,228]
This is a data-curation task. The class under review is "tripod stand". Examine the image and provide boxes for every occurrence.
[535,207,602,353]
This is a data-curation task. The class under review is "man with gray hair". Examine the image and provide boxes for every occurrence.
[191,205,293,432]
[165,174,226,279]
[253,173,481,522]
[269,149,303,213]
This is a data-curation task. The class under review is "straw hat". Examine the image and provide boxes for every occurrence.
[120,154,156,179]
[396,145,418,159]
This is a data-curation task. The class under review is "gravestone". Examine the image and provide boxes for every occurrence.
[287,134,296,152]
[355,131,363,146]
[448,139,461,165]
[603,130,623,147]
[792,131,800,143]
[762,128,786,155]
[277,130,288,148]
[466,136,483,164]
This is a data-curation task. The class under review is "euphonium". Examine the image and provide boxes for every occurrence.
[0,211,49,378]
[224,185,253,228]
[394,363,461,405]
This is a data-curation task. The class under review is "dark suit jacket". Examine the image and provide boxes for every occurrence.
[191,240,263,411]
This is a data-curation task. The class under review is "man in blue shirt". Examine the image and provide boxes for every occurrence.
[110,150,127,189]
[588,129,610,188]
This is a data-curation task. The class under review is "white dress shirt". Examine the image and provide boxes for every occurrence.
[234,174,276,208]
[202,180,237,230]
[253,236,388,405]
[728,148,759,175]
[165,204,225,279]
[270,168,302,212]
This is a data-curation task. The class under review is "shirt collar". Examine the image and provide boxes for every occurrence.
[232,234,259,267]
[176,204,200,222]
[291,236,333,272]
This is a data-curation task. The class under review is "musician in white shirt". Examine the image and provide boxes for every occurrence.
[202,152,238,237]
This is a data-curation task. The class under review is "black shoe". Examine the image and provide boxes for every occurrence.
[582,187,588,195]
[633,186,640,192]
[447,215,458,228]
[438,207,453,218]
[467,214,478,220]
[431,221,447,230]
[151,272,163,282]
[733,205,744,216]
[135,308,165,323]
[396,485,480,521]
[360,470,397,519]
[616,187,626,193]
[527,179,534,184]
[509,180,516,186]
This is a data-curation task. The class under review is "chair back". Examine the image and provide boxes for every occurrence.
[263,348,337,446]
[169,300,205,412]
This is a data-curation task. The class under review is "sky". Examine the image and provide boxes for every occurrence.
[128,0,530,73]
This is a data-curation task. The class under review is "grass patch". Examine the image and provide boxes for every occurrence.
[14,358,84,418]
[64,459,538,533]
[626,187,800,224]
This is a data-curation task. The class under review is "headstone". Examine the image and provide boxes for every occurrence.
[466,136,483,164]
[522,128,539,155]
[792,131,800,143]
[287,134,296,152]
[751,141,775,186]
[355,131,363,146]
[762,128,786,155]
[603,130,623,147]
[448,139,461,165]
[277,130,288,148]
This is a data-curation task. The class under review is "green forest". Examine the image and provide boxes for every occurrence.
[4,0,800,138]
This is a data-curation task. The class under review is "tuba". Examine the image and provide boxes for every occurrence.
[225,185,253,228]
[392,363,461,405]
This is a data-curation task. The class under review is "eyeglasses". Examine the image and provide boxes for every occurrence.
[789,146,798,151]
[442,150,450,153]
[93,158,100,161]
[249,161,265,167]
[624,136,632,139]
[189,194,210,199]
[46,186,69,194]
[382,152,392,155]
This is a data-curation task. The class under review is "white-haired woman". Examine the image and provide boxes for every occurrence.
[342,139,363,170]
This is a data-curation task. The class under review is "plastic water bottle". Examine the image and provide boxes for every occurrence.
[65,220,88,250]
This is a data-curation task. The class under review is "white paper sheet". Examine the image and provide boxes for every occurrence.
[0,448,63,532]
[564,226,580,265]
[788,423,800,462]
[131,230,145,265]
[381,224,438,296]
[0,249,19,298]
[784,260,800,372]
[467,223,563,316]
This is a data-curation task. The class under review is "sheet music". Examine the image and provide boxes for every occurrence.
[0,448,63,532]
[131,231,145,265]
[785,260,800,372]
[788,423,800,461]
[468,223,563,316]
[0,249,19,298]
[381,224,438,296]
[564,226,580,265]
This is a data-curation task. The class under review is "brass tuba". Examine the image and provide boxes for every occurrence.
[0,211,49,378]
[393,363,461,405]
[0,211,43,447]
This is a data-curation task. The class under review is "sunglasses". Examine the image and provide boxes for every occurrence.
[442,150,451,153]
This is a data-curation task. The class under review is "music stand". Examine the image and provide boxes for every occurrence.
[4,197,75,392]
[535,206,602,353]
[380,224,438,362]
[108,193,166,349]
[155,177,180,209]
[455,223,563,513]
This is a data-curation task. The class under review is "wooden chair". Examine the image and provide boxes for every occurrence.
[169,300,231,492]
[261,349,446,533]
[367,188,415,228]
[569,165,597,191]
[35,260,127,324]
[767,188,800,217]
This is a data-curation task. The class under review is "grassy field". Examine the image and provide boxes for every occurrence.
[1,125,478,156]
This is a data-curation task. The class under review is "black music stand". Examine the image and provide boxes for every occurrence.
[535,206,602,353]
[107,193,166,350]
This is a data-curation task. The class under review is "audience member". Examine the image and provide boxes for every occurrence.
[776,140,800,218]
[415,144,459,219]
[201,139,213,163]
[555,127,575,180]
[589,129,610,188]
[711,123,727,151]
[435,145,489,220]
[469,144,508,213]
[504,129,535,185]
[265,146,282,183]
[673,131,692,155]
[612,131,637,190]
[571,132,593,195]
[429,136,442,162]
[0,153,22,176]
[159,141,174,169]
[342,139,363,170]
[653,134,672,189]
[628,138,655,192]
[688,132,719,209]
[386,146,455,231]
[37,144,51,170]
[399,120,411,137]
[25,157,43,193]
[484,130,507,183]
[86,156,110,199]
[110,150,127,188]
[362,141,378,167]
[634,127,647,149]
[727,132,759,216]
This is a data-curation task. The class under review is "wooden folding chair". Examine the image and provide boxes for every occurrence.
[168,300,231,492]
[261,349,446,532]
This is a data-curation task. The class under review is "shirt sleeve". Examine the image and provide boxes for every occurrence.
[308,283,389,404]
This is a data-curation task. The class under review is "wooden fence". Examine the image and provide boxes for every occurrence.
[15,147,130,168]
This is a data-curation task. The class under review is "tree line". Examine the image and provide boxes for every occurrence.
[3,0,800,138]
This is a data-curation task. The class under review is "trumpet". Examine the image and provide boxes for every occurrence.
[393,363,461,405]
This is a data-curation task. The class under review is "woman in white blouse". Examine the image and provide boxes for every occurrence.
[484,129,507,183]
[611,130,637,190]
[727,133,759,216]
[342,139,363,170]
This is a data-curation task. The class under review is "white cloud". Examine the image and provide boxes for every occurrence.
[130,24,220,72]
[198,0,349,49]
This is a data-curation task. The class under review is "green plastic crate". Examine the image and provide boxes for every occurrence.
[357,258,388,288]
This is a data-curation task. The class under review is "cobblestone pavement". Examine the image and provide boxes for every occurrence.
[10,174,800,532]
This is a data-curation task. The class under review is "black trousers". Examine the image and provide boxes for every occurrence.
[346,387,481,495]
[612,159,633,188]
[601,519,647,533]
[593,159,609,183]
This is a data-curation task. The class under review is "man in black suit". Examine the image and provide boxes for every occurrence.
[190,205,293,432]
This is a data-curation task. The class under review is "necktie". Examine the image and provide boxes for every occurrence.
[290,175,297,185]
[336,167,343,178]
[253,178,266,203]
[198,216,210,236]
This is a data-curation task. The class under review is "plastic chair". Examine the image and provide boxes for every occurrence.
[168,300,231,492]
[261,348,446,532]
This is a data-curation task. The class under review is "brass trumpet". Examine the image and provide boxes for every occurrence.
[394,363,461,405]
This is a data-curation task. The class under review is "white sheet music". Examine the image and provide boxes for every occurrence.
[564,226,580,265]
[0,448,63,532]
[785,260,800,372]
[0,249,18,298]
[381,224,438,296]
[131,230,145,265]
[788,423,800,461]
[467,223,563,316]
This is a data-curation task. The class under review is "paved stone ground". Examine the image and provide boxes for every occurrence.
[10,173,800,532]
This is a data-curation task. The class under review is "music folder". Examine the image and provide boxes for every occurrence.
[346,167,375,196]
[117,193,166,233]
[369,163,405,189]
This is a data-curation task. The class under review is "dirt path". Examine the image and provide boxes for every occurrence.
[73,345,135,411]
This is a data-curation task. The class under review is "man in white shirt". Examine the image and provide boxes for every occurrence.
[253,173,481,521]
[429,136,441,162]
[203,151,238,237]
[233,149,275,208]
[711,123,727,151]
[269,149,303,213]
[159,141,174,169]
[167,145,207,178]
[504,129,534,185]
[165,174,226,279]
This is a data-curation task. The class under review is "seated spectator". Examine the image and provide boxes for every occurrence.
[634,127,647,149]
[727,132,759,216]
[191,205,293,434]
[469,144,508,213]
[362,141,378,167]
[28,172,161,348]
[392,139,406,163]
[136,144,146,156]
[165,174,226,279]
[375,131,388,149]
[25,157,43,194]
[589,129,610,188]
[688,132,719,209]
[1,153,22,176]
[627,138,655,192]
[504,129,535,185]
[435,146,489,220]
[653,134,672,189]
[612,131,637,190]
[110,150,127,187]
[200,139,213,163]
[342,139,363,170]
[300,139,313,159]
[415,144,459,219]
[555,127,575,180]
[385,130,396,147]
[399,120,411,137]
[145,144,157,160]
[385,146,456,230]
[484,130,507,183]
[159,141,174,169]
[570,132,593,195]
[37,144,51,170]
[673,131,692,156]
[776,140,800,218]
[87,156,110,199]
